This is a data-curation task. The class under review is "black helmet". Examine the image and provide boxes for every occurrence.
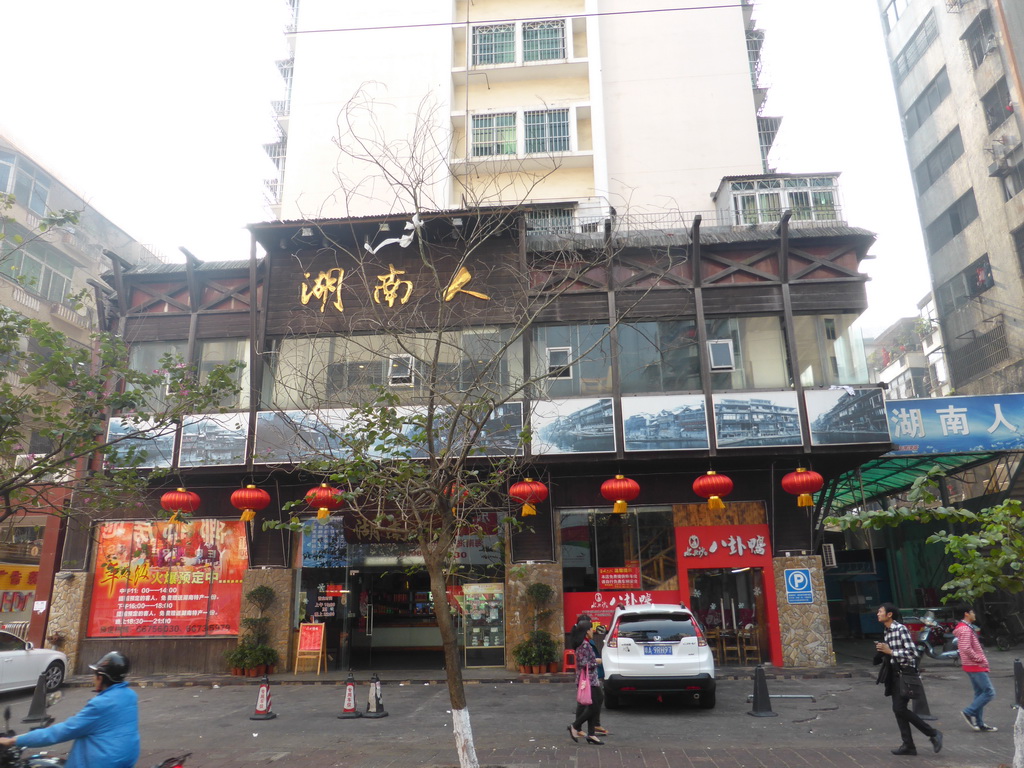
[89,651,130,683]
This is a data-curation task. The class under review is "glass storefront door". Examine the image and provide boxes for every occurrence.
[688,567,767,665]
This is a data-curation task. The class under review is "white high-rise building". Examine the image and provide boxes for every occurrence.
[267,0,784,227]
[877,0,1024,395]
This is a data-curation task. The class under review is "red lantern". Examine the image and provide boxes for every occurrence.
[692,471,733,511]
[231,484,271,523]
[509,479,548,517]
[601,475,640,515]
[781,468,824,507]
[305,483,343,521]
[160,487,201,523]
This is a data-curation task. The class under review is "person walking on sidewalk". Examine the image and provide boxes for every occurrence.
[874,603,943,756]
[567,618,604,745]
[953,608,998,732]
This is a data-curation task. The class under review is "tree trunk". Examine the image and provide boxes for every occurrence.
[425,551,479,768]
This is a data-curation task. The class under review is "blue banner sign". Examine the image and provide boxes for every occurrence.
[888,394,1024,455]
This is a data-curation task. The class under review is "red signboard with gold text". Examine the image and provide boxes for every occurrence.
[87,520,249,638]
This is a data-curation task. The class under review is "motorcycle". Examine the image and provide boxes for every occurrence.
[916,613,960,663]
[986,610,1024,651]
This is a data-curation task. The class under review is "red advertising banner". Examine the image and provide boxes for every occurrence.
[563,590,680,632]
[87,520,249,638]
[597,566,642,591]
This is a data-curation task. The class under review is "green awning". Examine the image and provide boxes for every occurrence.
[825,453,999,512]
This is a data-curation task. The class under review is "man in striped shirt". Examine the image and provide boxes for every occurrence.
[875,603,943,756]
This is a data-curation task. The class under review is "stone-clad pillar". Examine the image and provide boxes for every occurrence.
[773,555,833,667]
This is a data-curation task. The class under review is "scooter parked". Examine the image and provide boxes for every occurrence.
[916,613,960,663]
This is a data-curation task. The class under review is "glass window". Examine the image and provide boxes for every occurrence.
[128,341,188,412]
[704,316,789,390]
[904,69,951,139]
[964,10,996,70]
[791,314,868,387]
[982,78,1013,133]
[532,324,611,397]
[197,338,250,410]
[560,507,676,594]
[524,109,570,154]
[471,24,514,65]
[914,127,963,193]
[0,242,74,304]
[618,321,701,394]
[266,330,524,409]
[892,11,938,84]
[925,190,978,254]
[0,151,14,195]
[523,20,566,61]
[471,113,516,156]
[11,159,50,216]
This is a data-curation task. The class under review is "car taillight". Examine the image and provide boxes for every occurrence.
[606,625,619,648]
[693,623,708,647]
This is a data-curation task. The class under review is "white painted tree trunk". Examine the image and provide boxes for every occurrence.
[452,707,479,768]
[1011,706,1023,768]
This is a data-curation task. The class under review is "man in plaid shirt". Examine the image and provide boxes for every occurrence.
[875,603,943,755]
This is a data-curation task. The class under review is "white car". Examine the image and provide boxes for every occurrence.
[601,603,716,709]
[0,631,66,692]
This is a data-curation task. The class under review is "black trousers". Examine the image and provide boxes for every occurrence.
[892,691,937,747]
[573,683,604,735]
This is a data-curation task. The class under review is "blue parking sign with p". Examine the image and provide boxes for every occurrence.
[785,568,813,604]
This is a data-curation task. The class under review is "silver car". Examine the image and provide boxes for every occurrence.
[601,603,716,709]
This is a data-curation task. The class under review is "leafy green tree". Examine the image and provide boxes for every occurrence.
[825,466,1024,604]
[0,201,242,525]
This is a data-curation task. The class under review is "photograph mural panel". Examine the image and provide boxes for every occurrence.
[888,393,1024,454]
[87,520,249,638]
[531,398,616,454]
[105,418,175,469]
[254,410,339,464]
[179,413,248,467]
[712,392,802,448]
[622,395,708,451]
[805,388,890,446]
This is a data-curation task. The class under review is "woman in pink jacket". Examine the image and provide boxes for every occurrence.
[953,608,997,732]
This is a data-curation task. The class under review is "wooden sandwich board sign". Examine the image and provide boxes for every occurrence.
[295,622,326,674]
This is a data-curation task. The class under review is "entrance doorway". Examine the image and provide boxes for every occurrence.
[349,570,444,670]
[688,567,767,665]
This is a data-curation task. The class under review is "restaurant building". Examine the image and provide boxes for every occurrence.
[47,195,893,674]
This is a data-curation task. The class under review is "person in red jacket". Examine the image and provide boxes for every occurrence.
[953,608,997,732]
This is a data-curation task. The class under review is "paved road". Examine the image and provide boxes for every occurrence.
[2,649,1019,767]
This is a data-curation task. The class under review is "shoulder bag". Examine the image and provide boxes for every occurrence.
[576,668,592,705]
[898,664,924,700]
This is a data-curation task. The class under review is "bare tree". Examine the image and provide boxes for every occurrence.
[260,88,685,768]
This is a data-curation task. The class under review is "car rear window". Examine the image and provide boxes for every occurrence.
[615,613,696,642]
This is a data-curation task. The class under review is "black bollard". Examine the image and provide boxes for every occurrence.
[748,665,778,717]
[1014,658,1022,708]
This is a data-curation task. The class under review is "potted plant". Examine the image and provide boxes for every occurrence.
[511,640,536,674]
[523,582,559,674]
[225,645,249,676]
[227,584,280,675]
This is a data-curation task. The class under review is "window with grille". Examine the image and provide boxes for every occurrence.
[982,78,1013,133]
[527,208,574,233]
[914,127,963,193]
[523,20,566,61]
[472,24,514,65]
[1014,226,1024,276]
[964,10,996,69]
[935,254,993,314]
[892,12,938,84]
[925,190,977,254]
[524,109,570,153]
[904,69,951,139]
[471,113,516,156]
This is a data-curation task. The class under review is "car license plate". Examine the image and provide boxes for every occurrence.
[643,645,672,656]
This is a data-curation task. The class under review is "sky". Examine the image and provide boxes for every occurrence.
[1,0,932,337]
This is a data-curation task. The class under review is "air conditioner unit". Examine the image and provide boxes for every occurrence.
[822,542,837,569]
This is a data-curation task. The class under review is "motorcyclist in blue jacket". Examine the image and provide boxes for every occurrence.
[0,651,140,768]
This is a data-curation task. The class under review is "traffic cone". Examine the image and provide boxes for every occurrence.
[748,664,778,717]
[364,673,388,718]
[22,672,50,724]
[250,675,277,720]
[338,672,362,719]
